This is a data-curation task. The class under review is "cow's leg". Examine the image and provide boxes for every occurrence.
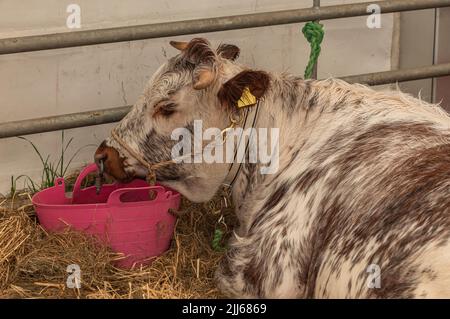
[215,230,303,298]
[215,244,253,298]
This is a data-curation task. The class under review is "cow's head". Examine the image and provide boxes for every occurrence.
[95,38,269,202]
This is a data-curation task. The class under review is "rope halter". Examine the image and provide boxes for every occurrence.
[110,129,174,185]
[106,87,260,189]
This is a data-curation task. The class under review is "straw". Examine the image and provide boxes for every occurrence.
[0,174,235,299]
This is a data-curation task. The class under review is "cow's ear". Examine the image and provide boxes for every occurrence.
[217,43,240,61]
[217,70,270,113]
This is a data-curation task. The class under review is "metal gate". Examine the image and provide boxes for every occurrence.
[1,0,450,139]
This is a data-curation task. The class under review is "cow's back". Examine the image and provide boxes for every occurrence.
[301,80,450,298]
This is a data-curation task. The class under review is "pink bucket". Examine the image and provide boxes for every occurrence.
[32,163,180,268]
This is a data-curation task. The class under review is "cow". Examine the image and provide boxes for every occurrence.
[95,38,450,298]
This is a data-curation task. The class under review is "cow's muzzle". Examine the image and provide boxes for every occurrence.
[94,140,133,182]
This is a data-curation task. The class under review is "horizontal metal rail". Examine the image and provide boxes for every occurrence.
[1,0,450,55]
[1,63,449,139]
[340,63,450,85]
[0,106,132,139]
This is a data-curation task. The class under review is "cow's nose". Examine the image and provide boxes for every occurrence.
[94,140,108,164]
[94,140,130,181]
[94,152,107,163]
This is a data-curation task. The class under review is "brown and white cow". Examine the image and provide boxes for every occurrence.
[95,38,450,298]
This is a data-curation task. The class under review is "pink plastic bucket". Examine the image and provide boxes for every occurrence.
[32,163,180,268]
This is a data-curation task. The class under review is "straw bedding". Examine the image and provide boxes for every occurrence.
[0,175,235,299]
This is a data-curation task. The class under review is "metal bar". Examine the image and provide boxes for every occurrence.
[1,0,450,55]
[1,63,449,139]
[340,63,450,85]
[0,106,131,139]
[312,0,321,80]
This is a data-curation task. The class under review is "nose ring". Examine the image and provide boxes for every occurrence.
[95,159,104,195]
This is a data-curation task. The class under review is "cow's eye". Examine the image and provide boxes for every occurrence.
[154,100,177,117]
[160,102,177,116]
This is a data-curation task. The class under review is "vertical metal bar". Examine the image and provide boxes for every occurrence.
[433,7,450,109]
[312,0,321,79]
[431,7,438,102]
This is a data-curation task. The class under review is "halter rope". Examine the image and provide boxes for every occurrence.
[110,129,175,185]
[109,110,247,186]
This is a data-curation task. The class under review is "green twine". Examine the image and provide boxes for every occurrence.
[302,21,325,79]
[212,228,225,252]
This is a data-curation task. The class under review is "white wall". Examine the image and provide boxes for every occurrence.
[0,0,395,194]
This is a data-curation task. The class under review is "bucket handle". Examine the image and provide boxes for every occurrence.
[107,186,168,206]
[72,163,99,200]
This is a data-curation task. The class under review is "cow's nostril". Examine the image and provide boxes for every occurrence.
[94,142,128,182]
[94,142,108,169]
[94,152,107,161]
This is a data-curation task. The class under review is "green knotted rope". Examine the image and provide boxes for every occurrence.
[212,228,225,252]
[302,21,325,79]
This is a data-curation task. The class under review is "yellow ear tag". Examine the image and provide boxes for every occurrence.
[237,87,257,108]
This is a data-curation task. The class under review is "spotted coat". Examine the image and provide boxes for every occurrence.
[97,38,450,298]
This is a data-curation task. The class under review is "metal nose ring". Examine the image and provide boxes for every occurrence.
[95,159,104,195]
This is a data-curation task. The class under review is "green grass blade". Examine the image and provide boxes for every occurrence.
[62,144,97,176]
[17,136,46,167]
[61,131,64,177]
